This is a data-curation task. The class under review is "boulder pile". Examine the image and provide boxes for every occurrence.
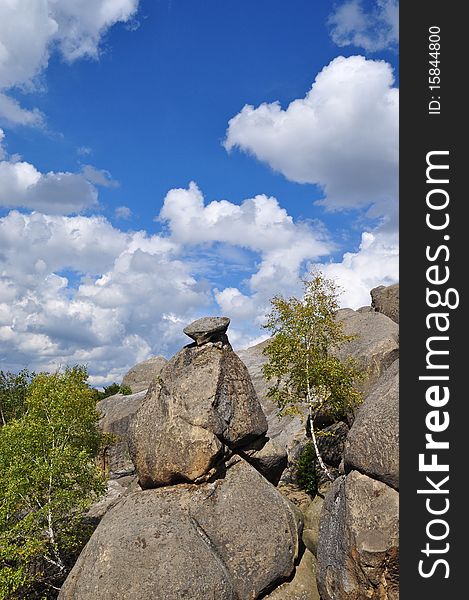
[316,285,399,600]
[60,317,303,600]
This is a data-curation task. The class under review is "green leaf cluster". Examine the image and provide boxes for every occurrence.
[92,382,132,401]
[295,443,318,497]
[0,369,34,426]
[262,271,364,419]
[0,366,108,599]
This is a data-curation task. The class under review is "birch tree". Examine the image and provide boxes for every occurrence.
[262,271,363,481]
[0,367,108,599]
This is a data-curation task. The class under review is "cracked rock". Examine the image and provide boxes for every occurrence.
[128,329,267,489]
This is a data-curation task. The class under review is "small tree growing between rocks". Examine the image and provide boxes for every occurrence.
[262,271,364,481]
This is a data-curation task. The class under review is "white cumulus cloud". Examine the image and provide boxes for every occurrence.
[224,55,398,219]
[319,228,398,308]
[0,0,139,126]
[0,183,337,384]
[328,0,399,52]
[0,128,117,214]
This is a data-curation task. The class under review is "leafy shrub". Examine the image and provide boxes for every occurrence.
[295,442,318,497]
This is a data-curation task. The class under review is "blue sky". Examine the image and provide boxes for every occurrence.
[0,0,398,385]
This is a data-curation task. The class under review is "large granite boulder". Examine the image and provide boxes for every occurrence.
[121,355,167,393]
[344,360,399,490]
[336,308,399,397]
[317,470,399,600]
[97,390,147,478]
[129,322,268,488]
[59,459,301,600]
[371,283,399,324]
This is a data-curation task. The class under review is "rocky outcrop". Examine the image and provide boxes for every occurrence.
[317,333,400,599]
[98,390,146,478]
[59,459,301,600]
[61,317,304,600]
[238,436,287,485]
[336,308,399,397]
[317,471,399,600]
[371,283,399,324]
[237,340,307,485]
[121,355,167,393]
[237,340,307,449]
[344,360,399,490]
[128,326,267,488]
[264,549,320,600]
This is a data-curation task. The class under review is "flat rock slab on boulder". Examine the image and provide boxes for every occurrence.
[317,470,399,600]
[371,283,399,324]
[121,356,167,393]
[97,390,147,478]
[345,360,399,489]
[183,316,230,345]
[59,459,301,600]
[129,342,268,488]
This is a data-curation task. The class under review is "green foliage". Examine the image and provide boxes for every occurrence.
[262,270,364,420]
[0,366,108,599]
[0,369,34,426]
[92,382,132,401]
[295,443,318,497]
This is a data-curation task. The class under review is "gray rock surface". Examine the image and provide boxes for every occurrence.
[301,494,324,556]
[237,340,308,484]
[317,470,399,600]
[121,356,167,393]
[238,436,287,485]
[85,476,139,526]
[129,342,268,488]
[317,421,349,468]
[371,283,399,324]
[336,308,399,397]
[344,359,399,490]
[183,316,230,345]
[97,390,147,478]
[59,459,301,600]
[264,549,320,600]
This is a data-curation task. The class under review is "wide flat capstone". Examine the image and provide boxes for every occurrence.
[183,316,230,345]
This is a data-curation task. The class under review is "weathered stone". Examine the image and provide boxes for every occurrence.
[128,342,267,488]
[237,340,307,448]
[302,495,324,556]
[336,308,399,397]
[238,436,287,485]
[317,471,399,600]
[85,476,140,526]
[183,316,230,345]
[345,359,399,490]
[356,305,373,313]
[371,283,399,324]
[121,356,167,393]
[237,340,308,485]
[264,549,320,600]
[59,460,301,600]
[97,390,147,478]
[317,421,349,468]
